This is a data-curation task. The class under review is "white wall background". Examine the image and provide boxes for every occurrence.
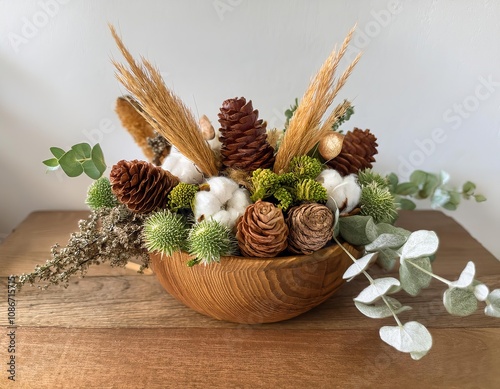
[1,0,499,258]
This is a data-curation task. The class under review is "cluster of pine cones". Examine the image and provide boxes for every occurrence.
[111,96,378,258]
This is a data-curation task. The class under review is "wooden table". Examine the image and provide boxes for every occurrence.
[1,210,499,388]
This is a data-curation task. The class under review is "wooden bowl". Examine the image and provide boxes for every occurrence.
[150,242,362,324]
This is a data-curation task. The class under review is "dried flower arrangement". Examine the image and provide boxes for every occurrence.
[16,25,498,360]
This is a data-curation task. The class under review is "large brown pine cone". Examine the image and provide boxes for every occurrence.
[110,160,179,213]
[218,97,275,172]
[236,200,288,257]
[286,203,335,254]
[327,128,378,176]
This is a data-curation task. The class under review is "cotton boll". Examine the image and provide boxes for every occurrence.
[226,188,251,214]
[162,148,204,184]
[206,176,239,204]
[194,191,223,221]
[212,209,240,229]
[341,175,362,214]
[316,169,343,193]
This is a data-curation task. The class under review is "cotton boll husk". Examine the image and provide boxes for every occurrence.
[194,191,223,221]
[162,147,204,184]
[316,169,343,193]
[341,175,362,214]
[206,176,239,204]
[226,188,251,214]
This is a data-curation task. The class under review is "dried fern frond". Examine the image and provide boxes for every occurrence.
[274,25,360,173]
[109,24,219,177]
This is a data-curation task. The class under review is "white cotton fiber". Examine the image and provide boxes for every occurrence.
[206,176,239,204]
[341,175,362,214]
[193,191,223,220]
[316,169,343,193]
[226,188,251,214]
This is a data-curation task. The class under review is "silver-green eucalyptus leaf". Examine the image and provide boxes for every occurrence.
[473,283,489,302]
[379,321,432,360]
[375,248,399,271]
[485,289,500,318]
[343,253,378,281]
[449,261,475,288]
[355,296,411,319]
[354,277,400,304]
[365,233,407,252]
[400,230,439,261]
[443,287,478,316]
[399,257,432,296]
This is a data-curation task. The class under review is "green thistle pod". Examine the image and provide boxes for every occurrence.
[294,179,328,203]
[168,182,199,211]
[142,209,188,256]
[357,168,389,189]
[289,155,323,180]
[187,219,235,265]
[86,177,118,210]
[360,182,398,224]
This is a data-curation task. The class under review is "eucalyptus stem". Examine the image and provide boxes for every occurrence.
[333,235,403,327]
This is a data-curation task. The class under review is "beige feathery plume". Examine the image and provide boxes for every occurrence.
[109,24,219,177]
[273,25,361,173]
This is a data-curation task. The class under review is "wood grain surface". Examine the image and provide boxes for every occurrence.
[151,243,361,324]
[0,210,499,388]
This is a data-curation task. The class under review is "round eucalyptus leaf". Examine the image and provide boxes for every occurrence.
[379,321,432,360]
[450,261,475,288]
[443,287,477,317]
[354,277,400,304]
[401,230,439,261]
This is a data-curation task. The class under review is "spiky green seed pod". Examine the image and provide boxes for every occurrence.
[357,168,389,189]
[168,182,199,211]
[289,155,323,180]
[273,187,293,210]
[294,179,328,203]
[187,219,235,265]
[360,182,398,224]
[86,177,118,210]
[142,209,188,256]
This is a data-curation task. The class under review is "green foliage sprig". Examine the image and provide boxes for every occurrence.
[337,214,500,359]
[388,170,486,211]
[43,143,106,179]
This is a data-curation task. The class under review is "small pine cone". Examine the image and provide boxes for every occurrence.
[286,203,335,255]
[327,128,378,176]
[218,97,275,172]
[236,200,288,257]
[110,160,179,213]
